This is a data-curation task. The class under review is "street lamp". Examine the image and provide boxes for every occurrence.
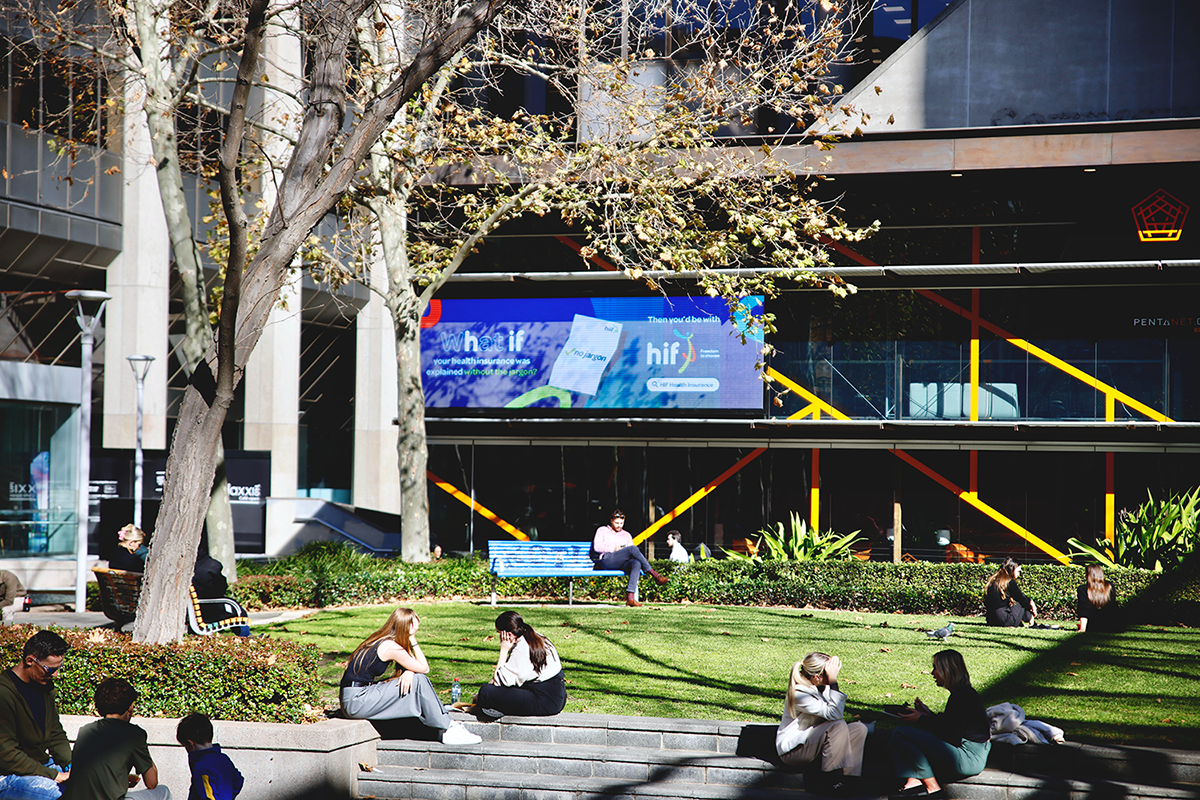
[67,289,112,613]
[126,355,155,530]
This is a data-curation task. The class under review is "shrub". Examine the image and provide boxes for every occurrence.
[231,541,1180,624]
[725,513,864,562]
[1068,486,1200,572]
[0,625,321,723]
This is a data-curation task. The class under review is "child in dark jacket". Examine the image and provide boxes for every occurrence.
[175,713,244,800]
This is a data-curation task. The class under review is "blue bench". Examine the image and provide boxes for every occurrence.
[487,540,627,607]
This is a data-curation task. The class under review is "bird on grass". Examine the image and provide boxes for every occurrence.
[926,622,954,641]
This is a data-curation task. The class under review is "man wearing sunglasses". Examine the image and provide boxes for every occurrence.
[0,630,72,799]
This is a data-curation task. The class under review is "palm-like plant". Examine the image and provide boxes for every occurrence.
[1067,487,1200,572]
[724,512,863,562]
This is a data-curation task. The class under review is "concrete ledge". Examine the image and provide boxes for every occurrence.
[62,715,379,800]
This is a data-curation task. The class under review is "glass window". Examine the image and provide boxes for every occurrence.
[0,402,78,557]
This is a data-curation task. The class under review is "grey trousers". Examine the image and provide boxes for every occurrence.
[779,719,868,776]
[340,673,452,731]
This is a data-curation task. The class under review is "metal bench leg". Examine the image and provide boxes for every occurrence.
[491,575,498,608]
[568,578,574,605]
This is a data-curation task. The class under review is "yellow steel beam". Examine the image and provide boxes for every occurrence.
[889,450,1071,564]
[916,289,1173,423]
[633,448,766,544]
[427,470,530,541]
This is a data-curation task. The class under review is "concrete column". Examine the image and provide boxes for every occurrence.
[249,4,305,557]
[353,264,401,514]
[101,81,169,453]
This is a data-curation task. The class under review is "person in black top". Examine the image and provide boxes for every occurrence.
[339,607,481,745]
[1077,564,1120,632]
[984,558,1036,627]
[887,649,991,800]
[109,525,149,572]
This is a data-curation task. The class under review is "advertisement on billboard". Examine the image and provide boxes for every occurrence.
[421,296,765,413]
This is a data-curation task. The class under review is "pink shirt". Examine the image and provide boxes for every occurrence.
[592,525,633,554]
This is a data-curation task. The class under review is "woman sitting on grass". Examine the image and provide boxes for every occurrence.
[473,611,566,719]
[888,649,990,800]
[984,558,1037,627]
[340,606,481,745]
[775,652,868,797]
[1077,564,1120,632]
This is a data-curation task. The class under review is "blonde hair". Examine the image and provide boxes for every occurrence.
[119,524,145,544]
[1085,564,1114,609]
[932,649,971,690]
[350,607,418,674]
[785,652,830,718]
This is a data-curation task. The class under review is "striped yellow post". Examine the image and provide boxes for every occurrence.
[810,449,821,532]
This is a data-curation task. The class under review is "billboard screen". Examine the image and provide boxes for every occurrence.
[421,296,765,412]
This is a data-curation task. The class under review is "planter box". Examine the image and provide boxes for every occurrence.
[61,715,378,800]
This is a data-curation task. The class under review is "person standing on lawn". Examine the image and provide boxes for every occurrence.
[591,509,668,607]
[0,630,73,800]
[888,649,990,800]
[473,611,566,720]
[775,652,868,797]
[340,607,481,745]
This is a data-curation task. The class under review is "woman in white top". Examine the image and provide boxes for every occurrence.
[474,611,567,719]
[775,652,869,796]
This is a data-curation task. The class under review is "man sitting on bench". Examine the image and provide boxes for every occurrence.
[591,509,668,608]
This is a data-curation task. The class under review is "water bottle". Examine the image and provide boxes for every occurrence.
[451,678,461,704]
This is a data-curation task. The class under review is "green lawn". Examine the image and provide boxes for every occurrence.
[260,602,1200,749]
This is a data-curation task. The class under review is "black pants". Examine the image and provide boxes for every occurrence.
[476,672,567,717]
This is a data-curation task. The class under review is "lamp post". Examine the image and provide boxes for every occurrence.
[126,355,155,530]
[67,289,112,612]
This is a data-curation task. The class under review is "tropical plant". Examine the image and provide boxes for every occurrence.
[1068,487,1200,572]
[724,512,863,562]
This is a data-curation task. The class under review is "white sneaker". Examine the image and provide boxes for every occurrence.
[442,722,482,745]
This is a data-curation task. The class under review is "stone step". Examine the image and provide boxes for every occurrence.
[358,712,1200,800]
[376,739,794,787]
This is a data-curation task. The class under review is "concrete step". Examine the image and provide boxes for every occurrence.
[357,712,1200,800]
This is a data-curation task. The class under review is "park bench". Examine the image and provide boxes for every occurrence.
[92,566,252,636]
[487,540,628,607]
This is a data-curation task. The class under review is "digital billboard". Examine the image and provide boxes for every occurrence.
[421,296,765,412]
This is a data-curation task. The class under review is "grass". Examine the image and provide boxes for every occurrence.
[260,602,1200,749]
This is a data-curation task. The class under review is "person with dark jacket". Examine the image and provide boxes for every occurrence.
[984,558,1037,627]
[1077,564,1120,632]
[109,525,149,573]
[888,650,991,800]
[0,630,73,799]
[191,556,250,637]
[176,712,243,800]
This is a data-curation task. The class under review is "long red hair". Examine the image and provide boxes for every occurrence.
[350,607,417,673]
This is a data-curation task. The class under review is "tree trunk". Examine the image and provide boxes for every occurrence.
[132,0,238,579]
[206,448,237,581]
[134,0,512,642]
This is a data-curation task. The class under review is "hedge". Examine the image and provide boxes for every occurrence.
[0,625,322,723]
[234,549,1194,625]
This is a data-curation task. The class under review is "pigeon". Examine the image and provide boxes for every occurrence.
[926,622,954,641]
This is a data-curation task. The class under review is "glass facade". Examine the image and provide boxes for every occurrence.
[0,401,78,557]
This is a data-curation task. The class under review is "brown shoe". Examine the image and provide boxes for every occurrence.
[652,572,669,585]
[626,593,643,607]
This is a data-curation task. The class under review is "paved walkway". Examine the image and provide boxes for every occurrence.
[10,605,317,630]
